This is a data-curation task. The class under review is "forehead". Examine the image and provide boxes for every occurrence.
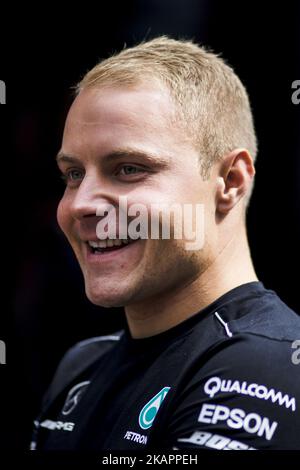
[61,84,195,167]
[64,85,177,138]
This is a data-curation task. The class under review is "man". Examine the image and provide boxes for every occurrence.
[31,36,300,450]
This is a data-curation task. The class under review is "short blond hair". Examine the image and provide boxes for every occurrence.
[76,36,257,184]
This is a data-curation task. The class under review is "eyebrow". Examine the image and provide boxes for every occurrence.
[56,148,171,168]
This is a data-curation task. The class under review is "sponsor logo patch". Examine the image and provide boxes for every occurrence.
[178,431,256,450]
[124,430,148,445]
[198,403,278,441]
[204,376,296,411]
[62,381,90,416]
[139,387,171,430]
[40,419,75,432]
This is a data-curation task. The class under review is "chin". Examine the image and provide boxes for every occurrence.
[85,284,132,308]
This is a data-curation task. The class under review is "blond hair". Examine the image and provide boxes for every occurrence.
[76,36,257,187]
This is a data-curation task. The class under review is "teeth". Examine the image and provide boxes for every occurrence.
[98,241,107,248]
[87,239,132,249]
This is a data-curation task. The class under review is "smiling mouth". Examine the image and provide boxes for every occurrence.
[87,238,140,254]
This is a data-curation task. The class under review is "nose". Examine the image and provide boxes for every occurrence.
[69,172,116,221]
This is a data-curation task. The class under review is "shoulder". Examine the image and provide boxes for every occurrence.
[166,332,300,449]
[42,331,124,409]
[164,293,300,449]
[194,292,300,401]
[227,287,300,342]
[190,287,300,380]
[59,332,123,372]
[203,286,300,370]
[180,324,300,408]
[198,333,300,396]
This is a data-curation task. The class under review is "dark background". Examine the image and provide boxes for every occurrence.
[1,0,299,454]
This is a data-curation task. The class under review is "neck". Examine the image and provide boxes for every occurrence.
[125,226,258,338]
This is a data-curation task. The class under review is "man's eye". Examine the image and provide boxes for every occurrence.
[61,169,85,185]
[68,169,84,180]
[118,165,145,176]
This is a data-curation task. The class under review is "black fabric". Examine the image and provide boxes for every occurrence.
[31,282,300,450]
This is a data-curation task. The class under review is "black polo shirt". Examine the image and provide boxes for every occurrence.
[31,282,300,450]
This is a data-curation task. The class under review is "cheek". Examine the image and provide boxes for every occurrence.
[57,197,71,234]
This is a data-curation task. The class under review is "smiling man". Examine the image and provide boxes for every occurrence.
[31,36,300,451]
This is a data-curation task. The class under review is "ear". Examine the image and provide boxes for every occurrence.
[216,148,255,214]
